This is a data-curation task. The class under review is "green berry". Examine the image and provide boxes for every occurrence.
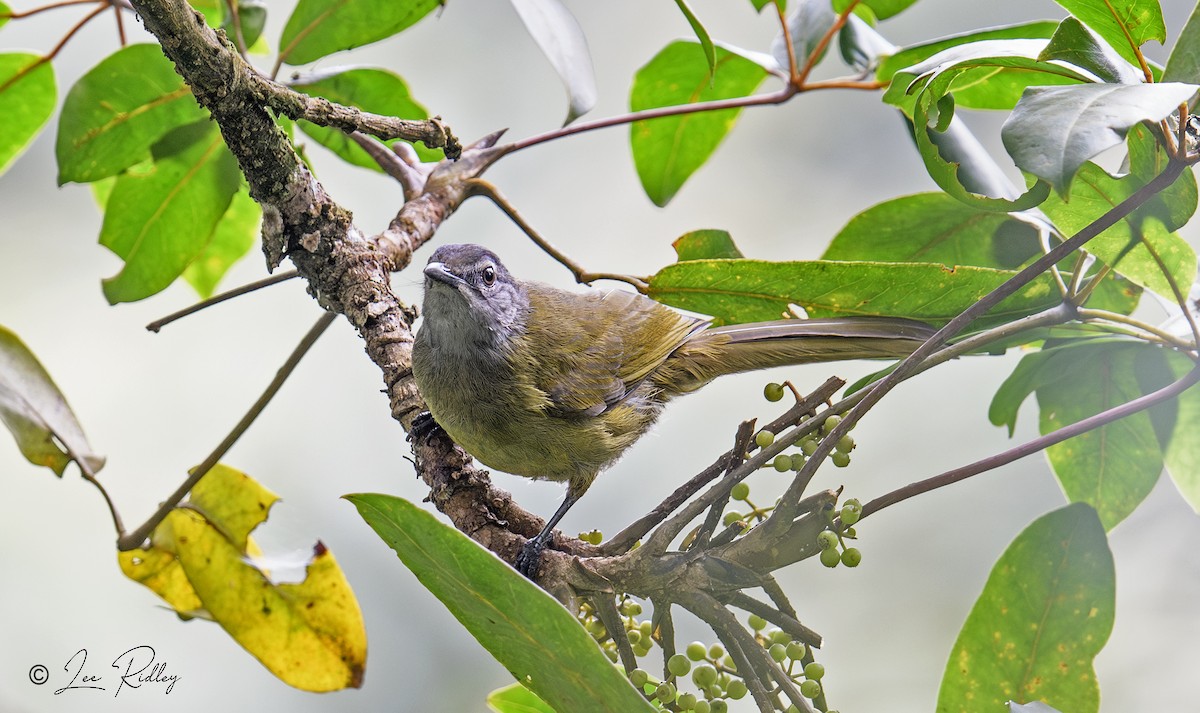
[677,692,697,710]
[721,655,736,672]
[831,451,851,468]
[710,701,729,713]
[626,629,641,645]
[621,600,642,616]
[769,643,788,662]
[634,643,652,658]
[844,527,856,538]
[694,701,711,713]
[816,530,838,550]
[686,641,708,661]
[764,382,785,402]
[726,679,748,700]
[708,643,724,659]
[604,647,618,662]
[821,415,842,434]
[789,453,806,470]
[804,662,825,680]
[629,668,649,687]
[800,679,821,698]
[692,664,718,688]
[722,511,743,526]
[730,482,750,501]
[841,547,862,567]
[639,620,653,637]
[773,454,792,472]
[755,430,775,448]
[801,438,820,456]
[748,613,767,631]
[786,641,807,661]
[770,629,791,646]
[835,434,855,453]
[820,547,841,568]
[841,499,862,525]
[668,653,691,677]
[655,682,675,702]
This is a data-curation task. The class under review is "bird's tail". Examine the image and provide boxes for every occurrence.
[656,316,934,394]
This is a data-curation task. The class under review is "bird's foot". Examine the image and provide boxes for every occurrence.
[515,537,547,579]
[408,411,443,444]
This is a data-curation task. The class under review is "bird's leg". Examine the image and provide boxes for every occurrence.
[408,411,444,443]
[515,492,579,578]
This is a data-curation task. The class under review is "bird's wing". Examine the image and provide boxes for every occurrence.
[522,287,706,416]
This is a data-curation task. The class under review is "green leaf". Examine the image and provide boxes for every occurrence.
[1039,17,1142,84]
[1053,0,1165,68]
[938,503,1113,713]
[511,0,596,125]
[0,325,105,476]
[182,187,261,297]
[0,53,55,176]
[648,260,1059,327]
[771,0,836,73]
[1038,161,1198,299]
[279,0,440,66]
[348,494,656,713]
[0,1,9,29]
[1163,351,1200,513]
[291,67,440,165]
[222,0,267,49]
[56,44,208,184]
[1126,123,1198,232]
[1164,0,1200,82]
[1001,83,1197,195]
[672,229,745,261]
[823,192,1040,269]
[877,21,1061,82]
[630,41,769,206]
[100,122,241,303]
[835,0,918,20]
[487,683,557,713]
[749,0,784,11]
[991,339,1172,528]
[673,0,716,79]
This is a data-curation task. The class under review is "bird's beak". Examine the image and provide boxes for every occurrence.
[423,262,468,289]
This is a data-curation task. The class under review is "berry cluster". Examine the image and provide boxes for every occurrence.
[816,498,862,568]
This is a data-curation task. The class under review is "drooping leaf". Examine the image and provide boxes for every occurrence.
[877,21,1060,82]
[1001,82,1197,195]
[291,67,441,165]
[938,503,1113,713]
[120,464,366,691]
[1164,0,1200,82]
[0,326,105,476]
[182,187,262,298]
[1039,17,1143,84]
[649,259,1060,327]
[487,683,557,713]
[771,0,837,73]
[0,53,55,176]
[56,44,207,184]
[510,0,597,125]
[348,494,656,713]
[630,42,769,206]
[673,229,745,261]
[279,0,440,66]
[989,339,1174,528]
[1038,161,1198,300]
[1052,0,1165,68]
[823,192,1040,269]
[100,122,241,303]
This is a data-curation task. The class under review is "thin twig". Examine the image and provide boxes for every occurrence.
[775,1,799,84]
[0,1,107,94]
[592,594,637,673]
[470,180,650,292]
[67,446,125,537]
[862,363,1200,518]
[146,270,299,332]
[794,0,859,89]
[118,311,337,550]
[692,420,755,550]
[725,591,821,648]
[0,0,99,19]
[1078,307,1198,352]
[112,0,126,45]
[222,0,248,56]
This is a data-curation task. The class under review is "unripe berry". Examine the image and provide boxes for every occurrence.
[834,434,855,453]
[821,415,841,434]
[621,600,642,616]
[816,530,838,550]
[726,678,748,700]
[841,547,862,567]
[820,547,841,568]
[800,679,821,698]
[722,511,743,526]
[804,662,825,680]
[841,499,862,525]
[677,692,697,710]
[626,629,641,645]
[686,641,708,661]
[708,643,724,659]
[801,438,819,456]
[710,701,729,713]
[668,653,691,677]
[629,668,649,687]
[786,641,807,661]
[830,451,851,468]
[769,643,787,662]
[692,664,718,688]
[770,629,791,646]
[755,430,774,448]
[694,700,711,713]
[730,482,750,501]
[790,453,806,470]
[773,454,791,472]
[655,682,675,702]
[748,614,767,630]
[764,382,785,402]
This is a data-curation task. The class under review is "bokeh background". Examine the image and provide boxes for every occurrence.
[3,1,1200,711]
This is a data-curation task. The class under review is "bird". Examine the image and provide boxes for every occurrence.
[411,243,933,575]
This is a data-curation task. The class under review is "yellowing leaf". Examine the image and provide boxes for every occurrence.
[119,464,366,691]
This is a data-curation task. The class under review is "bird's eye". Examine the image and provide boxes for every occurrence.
[481,265,497,286]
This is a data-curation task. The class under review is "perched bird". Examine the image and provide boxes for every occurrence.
[412,243,932,575]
